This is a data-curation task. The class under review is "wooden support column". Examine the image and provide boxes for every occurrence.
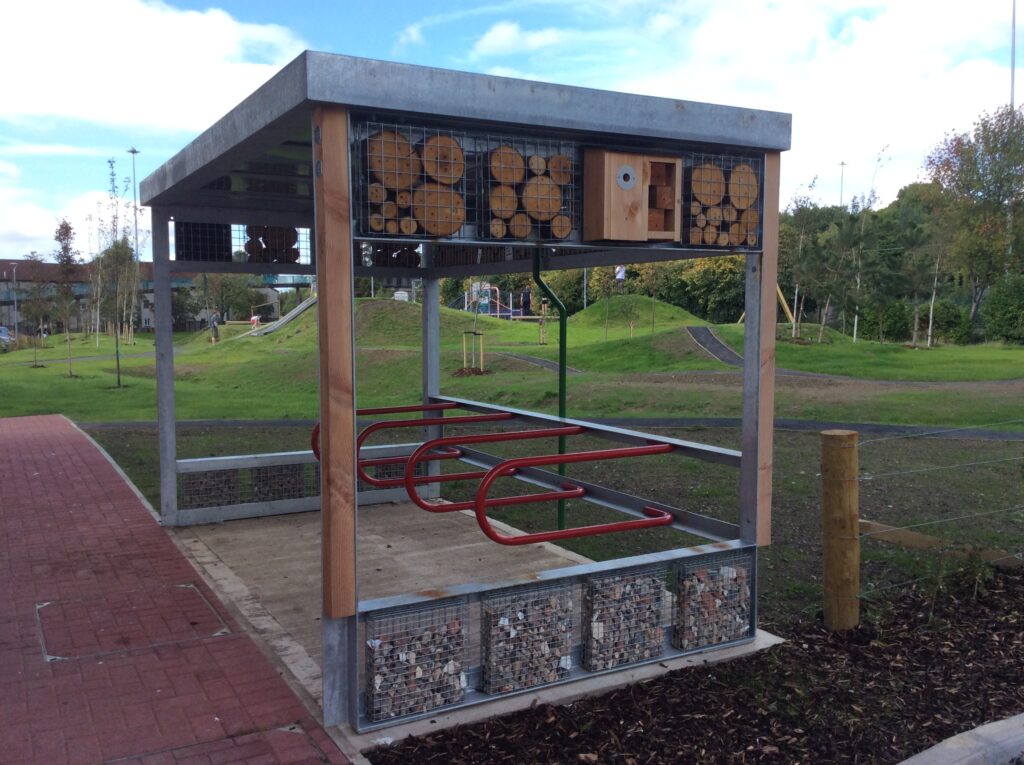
[313,106,357,620]
[821,429,860,630]
[739,151,780,547]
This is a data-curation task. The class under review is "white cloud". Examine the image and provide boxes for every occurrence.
[471,21,563,57]
[0,0,307,133]
[397,22,424,47]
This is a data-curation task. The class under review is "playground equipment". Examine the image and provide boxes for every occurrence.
[143,52,789,734]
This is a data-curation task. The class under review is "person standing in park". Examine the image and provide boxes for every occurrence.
[210,310,220,344]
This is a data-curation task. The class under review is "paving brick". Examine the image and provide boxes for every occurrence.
[0,416,349,765]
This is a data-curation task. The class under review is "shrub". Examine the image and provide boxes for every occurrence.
[982,275,1024,344]
[930,299,973,344]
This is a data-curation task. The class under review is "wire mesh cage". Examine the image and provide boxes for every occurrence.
[583,565,668,671]
[364,599,468,722]
[178,463,319,510]
[171,221,312,265]
[682,154,763,250]
[352,119,580,244]
[481,582,575,694]
[672,549,754,651]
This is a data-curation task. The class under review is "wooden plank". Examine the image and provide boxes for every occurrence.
[756,151,781,547]
[313,105,357,619]
[860,519,1023,570]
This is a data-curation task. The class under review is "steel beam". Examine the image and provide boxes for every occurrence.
[152,209,178,526]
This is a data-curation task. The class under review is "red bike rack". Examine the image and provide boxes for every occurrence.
[403,426,586,512]
[473,444,675,545]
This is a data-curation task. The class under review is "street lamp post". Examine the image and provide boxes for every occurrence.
[127,148,140,259]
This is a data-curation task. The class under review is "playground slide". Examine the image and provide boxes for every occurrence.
[240,294,318,338]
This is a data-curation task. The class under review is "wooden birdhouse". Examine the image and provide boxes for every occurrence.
[582,150,682,242]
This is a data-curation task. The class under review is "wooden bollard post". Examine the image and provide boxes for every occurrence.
[821,429,860,630]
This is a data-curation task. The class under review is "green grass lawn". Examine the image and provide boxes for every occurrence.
[2,299,1023,427]
[715,323,1024,382]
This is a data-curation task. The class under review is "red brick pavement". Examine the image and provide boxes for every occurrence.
[0,415,349,765]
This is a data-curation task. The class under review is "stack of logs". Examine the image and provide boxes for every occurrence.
[365,608,467,721]
[687,162,760,247]
[482,587,574,693]
[243,225,300,263]
[487,146,574,240]
[672,558,752,651]
[584,569,665,671]
[366,131,467,237]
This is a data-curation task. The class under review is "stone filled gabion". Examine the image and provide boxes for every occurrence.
[673,555,752,651]
[365,603,467,721]
[179,470,240,509]
[482,586,574,694]
[584,568,666,671]
[251,464,307,502]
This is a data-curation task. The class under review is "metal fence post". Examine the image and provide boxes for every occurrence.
[822,429,860,630]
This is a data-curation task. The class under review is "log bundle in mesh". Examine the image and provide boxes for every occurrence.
[362,125,575,241]
[487,145,574,240]
[687,160,761,247]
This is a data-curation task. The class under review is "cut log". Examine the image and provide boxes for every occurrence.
[728,163,759,210]
[420,135,465,185]
[549,213,572,240]
[722,204,738,223]
[702,226,718,245]
[547,154,573,185]
[706,206,723,225]
[381,201,399,219]
[521,175,562,222]
[245,224,265,239]
[367,130,421,190]
[412,182,466,236]
[399,217,418,235]
[527,155,547,176]
[489,218,507,239]
[647,209,665,231]
[746,232,759,246]
[368,213,385,232]
[264,226,298,249]
[691,163,726,206]
[244,238,265,257]
[717,230,730,246]
[368,182,387,204]
[396,190,412,208]
[688,227,704,245]
[695,213,707,228]
[489,184,518,219]
[741,208,760,237]
[690,201,702,217]
[507,212,531,239]
[385,219,400,235]
[489,145,526,184]
[728,222,745,245]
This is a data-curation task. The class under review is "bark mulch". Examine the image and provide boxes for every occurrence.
[368,571,1024,764]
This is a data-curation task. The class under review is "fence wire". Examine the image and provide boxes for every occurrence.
[858,419,1024,447]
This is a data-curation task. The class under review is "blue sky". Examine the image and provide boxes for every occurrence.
[1,0,1020,260]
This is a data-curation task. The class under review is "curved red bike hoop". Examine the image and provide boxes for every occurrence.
[403,426,586,512]
[474,443,675,545]
[311,402,468,463]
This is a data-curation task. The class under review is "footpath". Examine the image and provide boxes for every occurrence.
[0,414,349,765]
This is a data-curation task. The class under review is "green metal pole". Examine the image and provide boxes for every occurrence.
[533,249,568,529]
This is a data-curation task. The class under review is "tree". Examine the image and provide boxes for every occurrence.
[19,253,52,367]
[52,218,80,376]
[171,288,202,329]
[926,105,1024,319]
[679,256,746,324]
[982,274,1024,344]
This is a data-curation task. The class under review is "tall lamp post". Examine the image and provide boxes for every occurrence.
[128,147,140,347]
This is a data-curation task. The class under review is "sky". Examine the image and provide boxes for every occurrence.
[0,0,1020,261]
